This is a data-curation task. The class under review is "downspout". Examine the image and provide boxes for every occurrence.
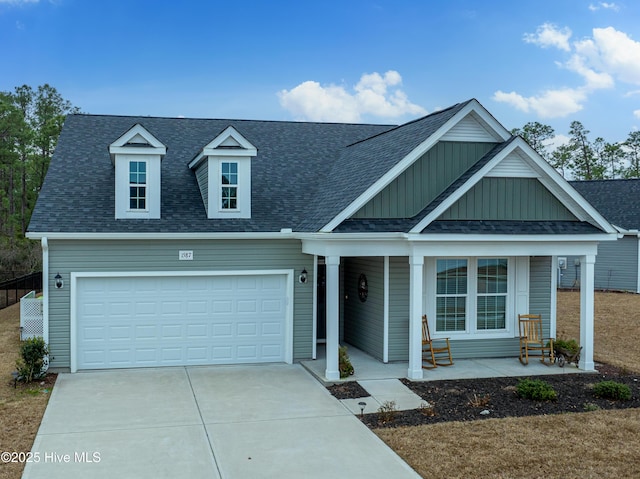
[41,237,49,346]
[637,234,640,294]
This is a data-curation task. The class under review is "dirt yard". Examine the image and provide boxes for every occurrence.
[377,291,640,479]
[0,302,55,479]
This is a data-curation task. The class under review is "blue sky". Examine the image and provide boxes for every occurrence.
[1,0,639,143]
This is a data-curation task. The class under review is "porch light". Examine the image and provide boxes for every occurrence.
[358,401,367,418]
[54,273,63,289]
[299,268,308,284]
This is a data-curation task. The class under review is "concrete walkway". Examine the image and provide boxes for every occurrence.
[23,364,420,479]
[339,379,426,415]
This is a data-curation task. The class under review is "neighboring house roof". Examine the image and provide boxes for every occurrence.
[27,99,614,236]
[570,179,640,232]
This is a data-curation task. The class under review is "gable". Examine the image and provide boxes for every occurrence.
[439,177,579,221]
[352,141,497,219]
[440,112,503,143]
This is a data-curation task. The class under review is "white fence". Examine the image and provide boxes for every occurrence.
[20,291,43,340]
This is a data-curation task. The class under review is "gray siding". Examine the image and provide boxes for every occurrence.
[448,338,520,359]
[194,162,209,215]
[530,256,552,338]
[559,237,639,292]
[47,239,313,369]
[343,257,384,360]
[388,257,409,361]
[353,142,497,218]
[441,178,578,221]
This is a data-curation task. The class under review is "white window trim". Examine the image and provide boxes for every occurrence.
[428,257,515,340]
[114,154,161,219]
[207,156,251,219]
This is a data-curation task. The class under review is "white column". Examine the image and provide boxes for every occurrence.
[325,255,341,381]
[579,255,596,371]
[383,256,389,363]
[312,255,318,360]
[408,255,424,379]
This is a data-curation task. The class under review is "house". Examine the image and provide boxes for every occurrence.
[557,179,640,293]
[26,99,616,381]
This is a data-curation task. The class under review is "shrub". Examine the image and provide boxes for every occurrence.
[377,400,398,423]
[16,337,49,383]
[593,380,632,400]
[468,393,491,408]
[554,338,580,354]
[516,378,557,401]
[338,346,354,378]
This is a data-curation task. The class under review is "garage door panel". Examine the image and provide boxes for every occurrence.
[77,274,288,369]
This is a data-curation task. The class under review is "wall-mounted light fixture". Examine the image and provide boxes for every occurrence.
[298,268,308,284]
[54,273,64,289]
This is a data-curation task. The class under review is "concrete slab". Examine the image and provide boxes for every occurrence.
[188,363,348,424]
[38,368,201,434]
[208,415,421,479]
[23,425,219,479]
[340,397,377,415]
[357,379,426,411]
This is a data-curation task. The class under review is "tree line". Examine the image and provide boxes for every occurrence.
[0,84,78,278]
[512,121,640,180]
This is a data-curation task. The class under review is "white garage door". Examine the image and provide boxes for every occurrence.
[76,274,289,370]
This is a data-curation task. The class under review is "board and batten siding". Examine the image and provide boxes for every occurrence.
[529,256,553,338]
[559,236,639,292]
[353,142,497,219]
[343,257,384,360]
[46,239,313,369]
[441,178,578,221]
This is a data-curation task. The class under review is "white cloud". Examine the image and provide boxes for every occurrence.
[493,88,586,118]
[574,27,640,85]
[497,24,640,120]
[634,110,640,119]
[589,2,620,11]
[523,23,572,52]
[278,71,427,123]
[0,0,39,3]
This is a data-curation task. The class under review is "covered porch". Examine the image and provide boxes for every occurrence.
[302,343,590,384]
[302,235,603,382]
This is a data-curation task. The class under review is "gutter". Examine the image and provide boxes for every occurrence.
[41,237,49,346]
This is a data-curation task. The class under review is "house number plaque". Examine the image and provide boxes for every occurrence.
[179,250,194,261]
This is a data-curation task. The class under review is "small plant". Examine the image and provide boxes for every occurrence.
[516,378,557,401]
[338,346,354,378]
[15,337,49,383]
[583,402,601,412]
[377,400,398,423]
[418,401,436,417]
[593,380,632,400]
[554,338,580,354]
[467,393,491,408]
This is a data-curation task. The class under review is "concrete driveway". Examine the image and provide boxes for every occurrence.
[23,364,420,479]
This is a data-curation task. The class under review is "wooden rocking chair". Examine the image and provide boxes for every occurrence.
[518,314,554,365]
[422,315,454,368]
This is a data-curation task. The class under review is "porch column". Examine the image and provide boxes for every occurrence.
[408,255,424,380]
[325,255,341,380]
[579,255,596,371]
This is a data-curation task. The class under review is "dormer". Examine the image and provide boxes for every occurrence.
[189,126,257,219]
[109,124,166,219]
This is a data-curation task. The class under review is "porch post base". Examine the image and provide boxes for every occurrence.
[324,369,340,381]
[407,367,424,380]
[578,359,595,371]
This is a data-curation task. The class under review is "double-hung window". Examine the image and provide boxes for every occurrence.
[221,162,238,210]
[435,257,510,335]
[129,161,147,210]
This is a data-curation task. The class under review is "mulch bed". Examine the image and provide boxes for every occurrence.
[327,363,640,429]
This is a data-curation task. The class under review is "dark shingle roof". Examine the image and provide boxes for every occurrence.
[28,115,393,233]
[569,179,640,231]
[422,220,603,235]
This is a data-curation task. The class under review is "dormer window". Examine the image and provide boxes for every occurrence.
[221,162,238,210]
[189,126,257,219]
[129,161,147,210]
[109,124,166,219]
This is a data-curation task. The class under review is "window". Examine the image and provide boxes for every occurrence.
[436,259,468,332]
[221,162,238,210]
[435,258,509,334]
[477,259,508,330]
[129,161,146,210]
